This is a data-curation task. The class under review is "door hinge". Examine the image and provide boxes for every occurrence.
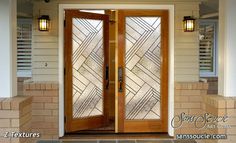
[64,116,66,123]
[64,20,66,27]
[64,68,66,75]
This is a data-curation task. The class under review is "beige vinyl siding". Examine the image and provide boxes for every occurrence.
[32,0,200,82]
[32,1,58,81]
[174,3,200,82]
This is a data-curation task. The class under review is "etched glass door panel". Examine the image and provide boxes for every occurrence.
[125,17,161,120]
[65,10,109,132]
[72,18,104,119]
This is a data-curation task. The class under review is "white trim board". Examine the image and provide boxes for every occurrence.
[58,4,174,137]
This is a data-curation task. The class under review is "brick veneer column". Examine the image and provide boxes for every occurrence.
[175,82,236,143]
[202,95,236,143]
[23,82,59,142]
[0,96,32,143]
[174,82,208,135]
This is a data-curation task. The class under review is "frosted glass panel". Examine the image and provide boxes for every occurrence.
[72,18,104,119]
[125,17,161,120]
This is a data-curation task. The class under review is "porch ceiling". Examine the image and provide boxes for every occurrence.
[17,0,33,18]
[18,0,217,18]
[200,0,219,18]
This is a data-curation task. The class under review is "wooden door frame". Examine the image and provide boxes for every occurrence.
[58,4,174,137]
[118,10,169,132]
[64,10,109,132]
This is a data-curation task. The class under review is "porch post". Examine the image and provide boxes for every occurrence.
[0,0,17,97]
[218,0,236,97]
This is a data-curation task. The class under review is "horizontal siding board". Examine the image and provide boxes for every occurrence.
[33,49,58,56]
[175,48,198,56]
[175,43,198,49]
[175,75,199,82]
[33,62,58,68]
[33,35,58,43]
[34,42,58,49]
[175,11,199,21]
[175,62,198,68]
[32,69,58,75]
[175,68,199,75]
[175,37,199,43]
[175,4,199,11]
[33,28,58,36]
[175,56,198,62]
[32,75,58,81]
[175,10,199,18]
[33,56,58,62]
[175,29,199,37]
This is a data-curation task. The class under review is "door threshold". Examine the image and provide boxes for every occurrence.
[60,132,172,140]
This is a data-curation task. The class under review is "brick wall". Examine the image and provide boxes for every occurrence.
[23,82,59,142]
[17,77,31,96]
[0,96,32,143]
[201,77,218,94]
[175,82,236,143]
[14,81,236,143]
[202,95,236,143]
[174,82,208,135]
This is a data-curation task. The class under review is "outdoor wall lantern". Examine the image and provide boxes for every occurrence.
[183,16,195,32]
[38,15,50,31]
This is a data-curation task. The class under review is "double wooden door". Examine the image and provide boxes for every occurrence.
[64,10,168,133]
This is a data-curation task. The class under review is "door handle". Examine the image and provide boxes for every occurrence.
[105,65,109,89]
[118,67,123,92]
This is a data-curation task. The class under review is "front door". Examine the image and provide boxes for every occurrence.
[118,10,169,132]
[64,10,109,132]
[64,9,169,133]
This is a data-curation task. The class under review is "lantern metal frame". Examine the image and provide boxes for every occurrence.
[38,15,50,31]
[183,16,195,32]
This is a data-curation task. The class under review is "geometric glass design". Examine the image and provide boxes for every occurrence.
[125,17,161,120]
[72,18,104,118]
